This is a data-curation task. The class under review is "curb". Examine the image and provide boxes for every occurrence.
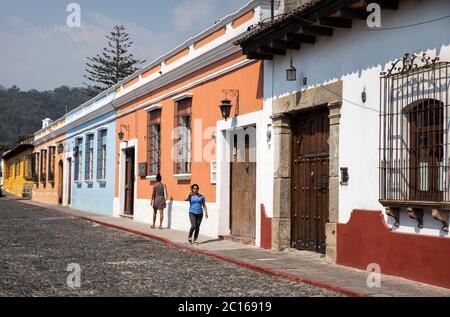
[18,200,367,297]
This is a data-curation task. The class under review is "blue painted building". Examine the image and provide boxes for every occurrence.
[64,95,116,216]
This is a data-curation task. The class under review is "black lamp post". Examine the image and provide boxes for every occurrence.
[219,99,232,121]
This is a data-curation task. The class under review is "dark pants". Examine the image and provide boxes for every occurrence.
[189,213,203,240]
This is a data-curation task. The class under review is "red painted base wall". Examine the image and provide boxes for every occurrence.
[261,204,272,250]
[337,210,450,289]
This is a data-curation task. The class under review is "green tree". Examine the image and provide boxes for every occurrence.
[84,25,145,97]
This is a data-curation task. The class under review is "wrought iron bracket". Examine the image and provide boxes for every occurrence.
[407,207,424,229]
[432,209,449,232]
[385,207,400,227]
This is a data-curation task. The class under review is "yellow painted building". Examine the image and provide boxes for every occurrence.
[2,143,35,198]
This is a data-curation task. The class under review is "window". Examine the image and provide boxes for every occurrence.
[14,160,20,178]
[174,98,192,175]
[85,134,94,181]
[33,153,39,183]
[97,130,107,180]
[24,155,33,180]
[379,56,450,204]
[48,146,55,183]
[5,163,10,179]
[147,110,161,176]
[74,138,83,182]
[40,149,47,183]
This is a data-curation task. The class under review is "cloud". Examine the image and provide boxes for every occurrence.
[0,13,177,91]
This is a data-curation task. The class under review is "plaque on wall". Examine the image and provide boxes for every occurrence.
[139,163,147,178]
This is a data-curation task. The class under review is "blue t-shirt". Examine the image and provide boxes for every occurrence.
[189,194,205,215]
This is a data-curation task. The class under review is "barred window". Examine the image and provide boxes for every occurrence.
[74,138,83,182]
[14,160,20,178]
[48,146,55,182]
[380,55,450,204]
[24,155,33,180]
[33,153,39,183]
[40,149,47,183]
[97,130,107,180]
[174,98,192,175]
[147,110,161,176]
[85,134,94,181]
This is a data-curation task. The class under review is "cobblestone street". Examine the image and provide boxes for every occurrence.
[0,197,340,297]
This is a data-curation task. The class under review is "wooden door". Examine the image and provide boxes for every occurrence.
[230,128,256,239]
[67,159,72,205]
[124,149,135,215]
[291,108,330,254]
[58,161,63,205]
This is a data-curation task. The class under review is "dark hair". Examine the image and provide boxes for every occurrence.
[156,174,162,182]
[191,184,199,190]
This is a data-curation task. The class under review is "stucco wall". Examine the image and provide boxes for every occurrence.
[67,111,116,216]
[265,0,450,237]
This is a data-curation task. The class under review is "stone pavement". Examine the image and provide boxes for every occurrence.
[13,196,450,297]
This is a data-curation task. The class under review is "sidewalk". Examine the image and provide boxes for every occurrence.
[15,197,450,297]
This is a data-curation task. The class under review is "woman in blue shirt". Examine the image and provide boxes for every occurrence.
[185,184,208,244]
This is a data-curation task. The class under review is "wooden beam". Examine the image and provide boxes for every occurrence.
[246,52,273,60]
[258,46,286,56]
[338,7,370,20]
[301,25,333,36]
[272,40,300,50]
[286,33,316,44]
[319,17,352,28]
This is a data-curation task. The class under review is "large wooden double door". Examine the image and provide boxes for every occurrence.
[291,108,330,254]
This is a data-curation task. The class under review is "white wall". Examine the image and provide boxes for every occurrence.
[266,0,450,237]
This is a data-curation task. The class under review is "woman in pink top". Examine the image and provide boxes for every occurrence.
[151,174,167,229]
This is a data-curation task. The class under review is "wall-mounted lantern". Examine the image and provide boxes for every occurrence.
[219,89,240,121]
[286,53,297,82]
[118,124,130,141]
[219,99,232,121]
[57,143,64,155]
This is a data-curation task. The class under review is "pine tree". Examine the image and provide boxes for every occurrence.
[84,25,145,97]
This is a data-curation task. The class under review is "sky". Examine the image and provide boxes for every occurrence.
[0,0,249,91]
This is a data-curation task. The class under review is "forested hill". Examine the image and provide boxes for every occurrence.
[0,86,90,146]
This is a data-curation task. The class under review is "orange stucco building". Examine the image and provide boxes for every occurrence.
[111,1,275,245]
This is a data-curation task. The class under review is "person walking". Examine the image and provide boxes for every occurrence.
[185,184,208,244]
[151,174,168,229]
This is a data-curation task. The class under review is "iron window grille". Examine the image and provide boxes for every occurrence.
[14,160,20,178]
[33,153,39,183]
[74,138,83,182]
[40,149,47,183]
[174,98,192,175]
[379,53,450,205]
[48,146,55,183]
[85,134,94,181]
[5,163,10,179]
[147,110,161,176]
[97,130,107,180]
[24,155,33,181]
